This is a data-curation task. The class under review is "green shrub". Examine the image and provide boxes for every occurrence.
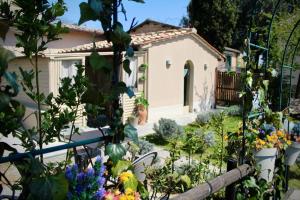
[195,113,211,125]
[153,118,183,139]
[138,139,154,155]
[223,105,242,116]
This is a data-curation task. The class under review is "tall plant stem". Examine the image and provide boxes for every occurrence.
[64,102,80,168]
[219,126,224,175]
[34,52,43,163]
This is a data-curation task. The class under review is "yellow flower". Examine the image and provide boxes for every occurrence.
[277,130,284,138]
[119,195,127,200]
[125,188,134,196]
[119,171,133,183]
[224,135,228,141]
[114,189,121,196]
[287,140,292,145]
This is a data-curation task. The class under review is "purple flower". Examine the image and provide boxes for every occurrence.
[87,168,95,178]
[97,177,105,187]
[77,172,85,183]
[95,156,103,164]
[95,188,106,200]
[67,191,73,200]
[72,164,78,173]
[99,165,106,176]
[65,166,74,181]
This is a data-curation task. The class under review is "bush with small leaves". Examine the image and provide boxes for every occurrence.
[138,139,154,155]
[223,105,242,116]
[195,113,211,126]
[204,131,216,147]
[153,118,183,140]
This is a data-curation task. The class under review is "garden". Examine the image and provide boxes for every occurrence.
[1,0,300,200]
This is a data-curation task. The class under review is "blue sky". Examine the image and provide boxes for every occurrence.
[55,0,189,30]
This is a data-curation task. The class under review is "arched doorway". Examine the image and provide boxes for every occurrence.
[183,61,194,113]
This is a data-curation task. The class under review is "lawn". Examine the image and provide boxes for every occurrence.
[141,115,242,163]
[289,164,300,189]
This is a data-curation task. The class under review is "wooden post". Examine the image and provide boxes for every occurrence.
[171,164,253,200]
[225,158,237,200]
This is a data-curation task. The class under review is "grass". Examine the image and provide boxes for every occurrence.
[289,163,300,189]
[141,115,242,163]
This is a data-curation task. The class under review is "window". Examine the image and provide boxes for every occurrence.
[124,57,138,90]
[60,60,81,79]
[225,54,232,70]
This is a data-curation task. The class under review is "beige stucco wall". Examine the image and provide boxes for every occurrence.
[146,35,219,121]
[6,57,50,105]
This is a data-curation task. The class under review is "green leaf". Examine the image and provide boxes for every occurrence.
[126,47,134,57]
[105,143,126,163]
[88,0,103,14]
[123,174,138,191]
[29,173,68,200]
[0,93,10,110]
[0,142,17,157]
[0,47,15,76]
[111,23,131,47]
[78,2,98,25]
[111,160,132,178]
[4,72,19,96]
[179,175,191,189]
[123,59,131,76]
[89,51,112,72]
[124,124,138,144]
[0,20,9,40]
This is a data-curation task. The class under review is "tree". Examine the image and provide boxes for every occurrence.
[187,0,238,51]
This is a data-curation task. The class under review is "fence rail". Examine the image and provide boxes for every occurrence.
[170,164,253,200]
[215,70,241,105]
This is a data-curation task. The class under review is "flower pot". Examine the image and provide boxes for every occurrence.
[285,142,300,166]
[254,148,277,182]
[137,105,147,125]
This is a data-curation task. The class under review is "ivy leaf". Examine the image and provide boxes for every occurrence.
[126,87,135,98]
[105,143,126,163]
[124,124,138,144]
[123,59,131,76]
[89,52,112,72]
[111,160,132,178]
[28,173,68,200]
[88,0,103,14]
[126,46,134,57]
[78,2,98,25]
[111,23,132,47]
[123,175,138,191]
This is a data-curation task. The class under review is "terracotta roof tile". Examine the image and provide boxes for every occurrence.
[60,28,225,59]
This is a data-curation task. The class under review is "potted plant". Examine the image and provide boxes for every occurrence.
[285,122,300,165]
[134,94,149,125]
[252,124,290,182]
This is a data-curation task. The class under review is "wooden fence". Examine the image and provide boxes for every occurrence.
[170,164,253,200]
[215,70,241,105]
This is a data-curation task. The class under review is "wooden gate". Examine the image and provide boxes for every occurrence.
[215,70,241,105]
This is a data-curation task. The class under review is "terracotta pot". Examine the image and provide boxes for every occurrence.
[137,105,147,125]
[285,142,300,166]
[254,148,277,182]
